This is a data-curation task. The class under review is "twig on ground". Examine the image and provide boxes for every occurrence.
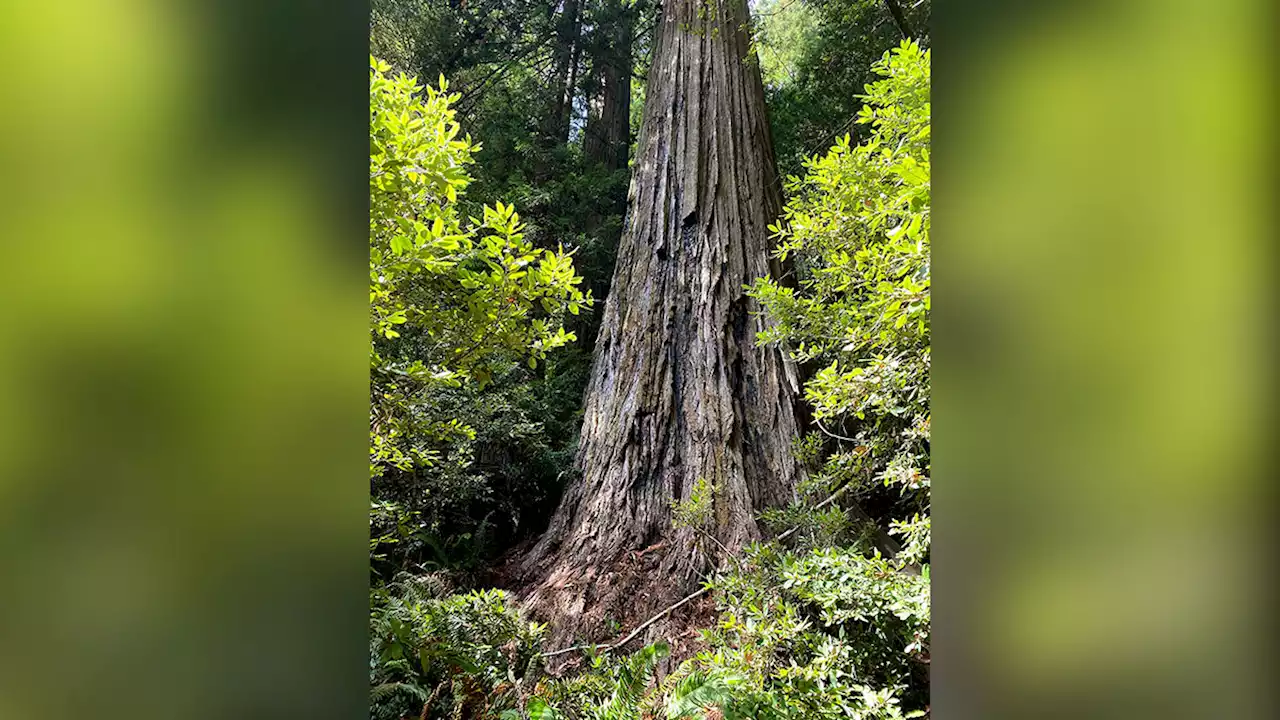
[539,586,710,658]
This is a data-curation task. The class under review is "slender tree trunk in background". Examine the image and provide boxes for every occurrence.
[584,0,635,172]
[537,0,582,181]
[578,0,637,338]
[546,0,583,146]
[881,0,916,39]
[560,22,583,141]
[519,0,803,649]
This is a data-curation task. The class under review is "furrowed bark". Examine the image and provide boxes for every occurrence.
[519,0,802,651]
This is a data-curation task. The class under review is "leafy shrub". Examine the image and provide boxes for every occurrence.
[369,56,595,570]
[370,575,548,720]
[369,53,590,474]
[650,542,926,719]
[750,37,930,571]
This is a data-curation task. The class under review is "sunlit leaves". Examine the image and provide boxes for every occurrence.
[369,56,593,479]
[749,40,930,527]
[677,543,928,719]
[740,40,931,717]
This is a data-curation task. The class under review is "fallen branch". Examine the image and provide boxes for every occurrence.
[539,586,709,658]
[775,479,913,568]
[775,482,852,542]
[538,488,845,660]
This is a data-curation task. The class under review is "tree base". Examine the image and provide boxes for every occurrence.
[512,541,718,672]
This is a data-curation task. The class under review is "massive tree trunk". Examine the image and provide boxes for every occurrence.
[519,0,802,649]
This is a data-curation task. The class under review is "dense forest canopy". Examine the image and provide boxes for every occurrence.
[368,1,930,717]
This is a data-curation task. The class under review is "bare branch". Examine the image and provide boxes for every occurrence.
[539,586,710,658]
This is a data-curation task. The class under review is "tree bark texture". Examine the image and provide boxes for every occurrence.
[519,0,803,649]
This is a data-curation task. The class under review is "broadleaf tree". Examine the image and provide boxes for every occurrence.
[369,55,591,557]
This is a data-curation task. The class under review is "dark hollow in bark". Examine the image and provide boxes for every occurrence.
[518,0,803,650]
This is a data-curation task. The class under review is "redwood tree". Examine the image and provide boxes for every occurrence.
[519,0,803,647]
[544,0,583,148]
[582,0,637,172]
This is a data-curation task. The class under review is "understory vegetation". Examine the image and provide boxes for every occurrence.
[369,1,930,717]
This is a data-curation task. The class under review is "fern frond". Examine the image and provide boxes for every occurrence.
[664,671,744,719]
[371,680,431,703]
[591,643,669,720]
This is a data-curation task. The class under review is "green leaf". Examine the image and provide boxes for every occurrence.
[527,698,559,720]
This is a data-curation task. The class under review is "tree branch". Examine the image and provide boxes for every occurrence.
[539,586,710,658]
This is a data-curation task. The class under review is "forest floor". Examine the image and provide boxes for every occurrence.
[490,539,720,674]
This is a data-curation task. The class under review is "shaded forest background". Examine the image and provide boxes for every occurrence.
[369,0,931,717]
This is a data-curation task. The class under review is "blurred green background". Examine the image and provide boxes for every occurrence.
[935,0,1273,718]
[0,0,1272,718]
[0,1,369,718]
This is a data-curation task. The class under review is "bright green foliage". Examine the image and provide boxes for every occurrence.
[752,0,930,178]
[751,40,929,372]
[651,543,926,719]
[750,40,930,561]
[369,55,592,561]
[370,575,549,720]
[722,38,931,716]
[369,54,590,474]
[370,54,590,465]
[670,477,717,532]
